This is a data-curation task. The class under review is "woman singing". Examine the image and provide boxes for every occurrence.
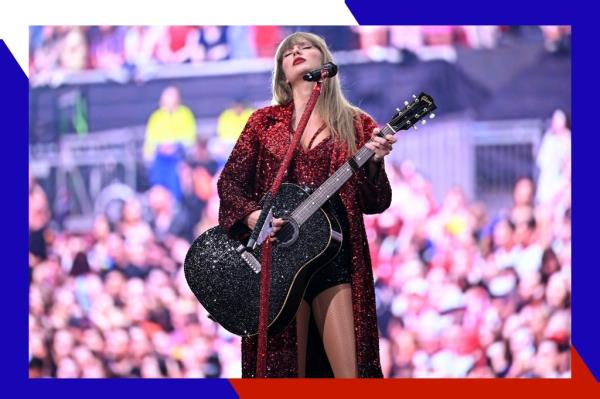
[217,32,396,378]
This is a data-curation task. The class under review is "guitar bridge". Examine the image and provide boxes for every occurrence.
[240,250,261,274]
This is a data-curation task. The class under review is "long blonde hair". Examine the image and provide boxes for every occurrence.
[272,32,364,154]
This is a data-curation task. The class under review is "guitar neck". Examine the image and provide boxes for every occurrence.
[291,123,396,226]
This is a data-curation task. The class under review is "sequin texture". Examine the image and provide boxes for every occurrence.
[217,101,391,378]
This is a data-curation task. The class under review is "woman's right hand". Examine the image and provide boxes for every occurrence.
[244,210,285,236]
[244,210,262,231]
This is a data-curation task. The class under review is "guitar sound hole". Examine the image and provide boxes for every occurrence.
[276,223,293,242]
[275,219,298,247]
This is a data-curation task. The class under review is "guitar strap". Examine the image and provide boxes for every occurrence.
[255,70,329,377]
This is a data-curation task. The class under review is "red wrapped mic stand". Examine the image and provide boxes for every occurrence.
[255,69,330,377]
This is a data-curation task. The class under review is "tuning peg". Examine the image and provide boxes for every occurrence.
[396,107,402,113]
[412,125,418,130]
[403,101,409,106]
[421,120,427,125]
[429,113,436,119]
[412,94,417,98]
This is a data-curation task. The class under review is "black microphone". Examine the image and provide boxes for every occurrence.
[303,62,338,82]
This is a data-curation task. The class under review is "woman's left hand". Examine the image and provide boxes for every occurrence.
[364,128,397,162]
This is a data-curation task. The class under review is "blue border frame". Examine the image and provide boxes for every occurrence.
[5,1,595,396]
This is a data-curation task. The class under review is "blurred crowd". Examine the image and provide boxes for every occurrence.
[371,113,571,377]
[29,25,571,83]
[29,82,571,377]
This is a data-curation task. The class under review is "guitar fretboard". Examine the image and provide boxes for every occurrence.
[290,123,396,226]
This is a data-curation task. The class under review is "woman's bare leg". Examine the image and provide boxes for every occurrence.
[311,284,358,378]
[295,299,311,377]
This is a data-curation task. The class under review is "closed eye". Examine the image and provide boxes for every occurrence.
[283,45,313,58]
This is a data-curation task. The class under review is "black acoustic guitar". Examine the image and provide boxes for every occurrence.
[184,93,436,336]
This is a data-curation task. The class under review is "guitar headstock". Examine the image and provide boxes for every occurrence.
[388,92,437,132]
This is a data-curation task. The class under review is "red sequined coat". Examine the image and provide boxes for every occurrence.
[217,101,391,378]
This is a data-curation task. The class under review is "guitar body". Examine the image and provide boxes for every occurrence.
[184,183,343,337]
